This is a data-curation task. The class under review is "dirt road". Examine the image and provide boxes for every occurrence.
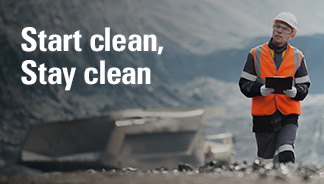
[1,162,324,184]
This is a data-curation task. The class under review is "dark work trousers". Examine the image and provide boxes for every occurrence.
[255,124,297,163]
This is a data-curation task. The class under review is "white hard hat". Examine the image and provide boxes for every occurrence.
[273,12,298,37]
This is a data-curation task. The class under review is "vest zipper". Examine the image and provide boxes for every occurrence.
[274,66,280,112]
[273,58,279,113]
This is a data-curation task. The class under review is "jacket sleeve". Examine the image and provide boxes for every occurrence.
[292,57,311,101]
[239,51,263,98]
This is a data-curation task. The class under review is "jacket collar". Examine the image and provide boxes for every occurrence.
[268,38,288,53]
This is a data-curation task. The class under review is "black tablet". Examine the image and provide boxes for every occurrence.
[265,76,293,94]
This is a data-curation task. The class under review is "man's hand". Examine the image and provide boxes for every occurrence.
[283,86,297,98]
[260,85,275,96]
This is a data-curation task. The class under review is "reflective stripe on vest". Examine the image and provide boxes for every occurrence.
[251,43,302,116]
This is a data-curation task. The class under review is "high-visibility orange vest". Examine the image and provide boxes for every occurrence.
[251,43,303,116]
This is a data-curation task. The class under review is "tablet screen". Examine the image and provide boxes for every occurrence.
[265,76,293,94]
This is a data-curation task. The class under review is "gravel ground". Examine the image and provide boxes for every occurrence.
[1,161,324,184]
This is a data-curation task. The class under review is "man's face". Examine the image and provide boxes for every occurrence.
[272,21,293,47]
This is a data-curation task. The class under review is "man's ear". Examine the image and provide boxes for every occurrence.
[289,30,296,40]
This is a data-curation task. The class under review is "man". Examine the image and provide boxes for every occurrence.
[239,12,311,164]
